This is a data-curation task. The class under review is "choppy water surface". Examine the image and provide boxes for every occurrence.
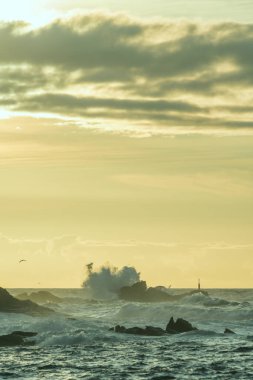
[1,289,253,379]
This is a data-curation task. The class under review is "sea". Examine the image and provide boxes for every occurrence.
[1,288,253,380]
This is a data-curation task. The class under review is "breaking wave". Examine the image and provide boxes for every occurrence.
[82,264,140,300]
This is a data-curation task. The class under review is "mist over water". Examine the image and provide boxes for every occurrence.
[82,264,140,300]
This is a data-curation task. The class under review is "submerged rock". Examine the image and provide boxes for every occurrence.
[224,328,235,334]
[0,287,55,316]
[17,290,62,304]
[0,331,38,347]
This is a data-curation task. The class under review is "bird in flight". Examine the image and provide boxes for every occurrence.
[19,259,26,263]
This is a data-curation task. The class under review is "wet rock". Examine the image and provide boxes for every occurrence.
[0,331,37,347]
[166,317,197,333]
[119,281,175,302]
[113,317,197,336]
[119,282,209,302]
[115,325,127,333]
[113,325,166,336]
[0,287,55,316]
[173,318,197,333]
[224,328,235,334]
[144,326,166,336]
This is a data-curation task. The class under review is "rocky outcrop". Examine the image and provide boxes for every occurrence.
[119,281,175,302]
[119,281,208,302]
[0,287,55,316]
[166,317,197,333]
[0,331,37,346]
[113,325,166,336]
[224,328,235,334]
[17,290,62,304]
[111,317,197,336]
[17,291,98,306]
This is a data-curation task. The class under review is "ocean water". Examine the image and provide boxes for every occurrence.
[1,289,253,379]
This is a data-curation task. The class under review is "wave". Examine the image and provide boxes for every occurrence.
[116,298,253,325]
[82,264,140,300]
[180,292,249,307]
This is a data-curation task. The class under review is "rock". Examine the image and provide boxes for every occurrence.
[119,281,148,301]
[115,325,126,333]
[119,282,209,302]
[224,328,235,334]
[17,290,62,304]
[165,319,179,333]
[112,317,197,336]
[174,318,197,333]
[0,331,37,347]
[166,317,175,331]
[124,327,146,335]
[119,281,175,302]
[166,317,197,333]
[113,325,166,336]
[145,326,166,336]
[0,287,55,316]
[145,287,175,302]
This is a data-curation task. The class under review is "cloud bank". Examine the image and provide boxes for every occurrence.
[1,13,253,134]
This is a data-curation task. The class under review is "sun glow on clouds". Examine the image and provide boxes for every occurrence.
[1,12,253,135]
[1,1,253,288]
[0,0,56,27]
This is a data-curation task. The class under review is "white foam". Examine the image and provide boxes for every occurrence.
[82,265,140,300]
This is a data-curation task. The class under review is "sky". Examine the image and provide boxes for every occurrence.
[0,1,253,288]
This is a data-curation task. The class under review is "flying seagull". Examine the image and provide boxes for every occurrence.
[19,259,26,263]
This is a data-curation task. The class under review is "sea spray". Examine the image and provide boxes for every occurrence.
[82,263,140,299]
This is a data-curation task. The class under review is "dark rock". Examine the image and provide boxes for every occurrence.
[0,331,37,347]
[124,327,146,335]
[119,281,175,302]
[0,287,55,316]
[119,282,209,302]
[166,317,197,333]
[145,326,166,336]
[115,325,126,333]
[119,281,148,301]
[174,318,197,333]
[113,325,166,336]
[113,317,197,336]
[224,328,235,334]
[165,327,178,334]
[166,317,175,331]
[145,287,175,302]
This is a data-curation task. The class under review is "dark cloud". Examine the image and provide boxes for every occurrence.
[15,93,201,114]
[0,16,252,77]
[1,14,253,132]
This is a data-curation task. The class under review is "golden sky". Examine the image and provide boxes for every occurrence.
[0,1,253,288]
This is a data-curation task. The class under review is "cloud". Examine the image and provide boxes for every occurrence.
[1,13,253,134]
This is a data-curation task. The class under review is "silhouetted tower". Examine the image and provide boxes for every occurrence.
[198,279,201,291]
